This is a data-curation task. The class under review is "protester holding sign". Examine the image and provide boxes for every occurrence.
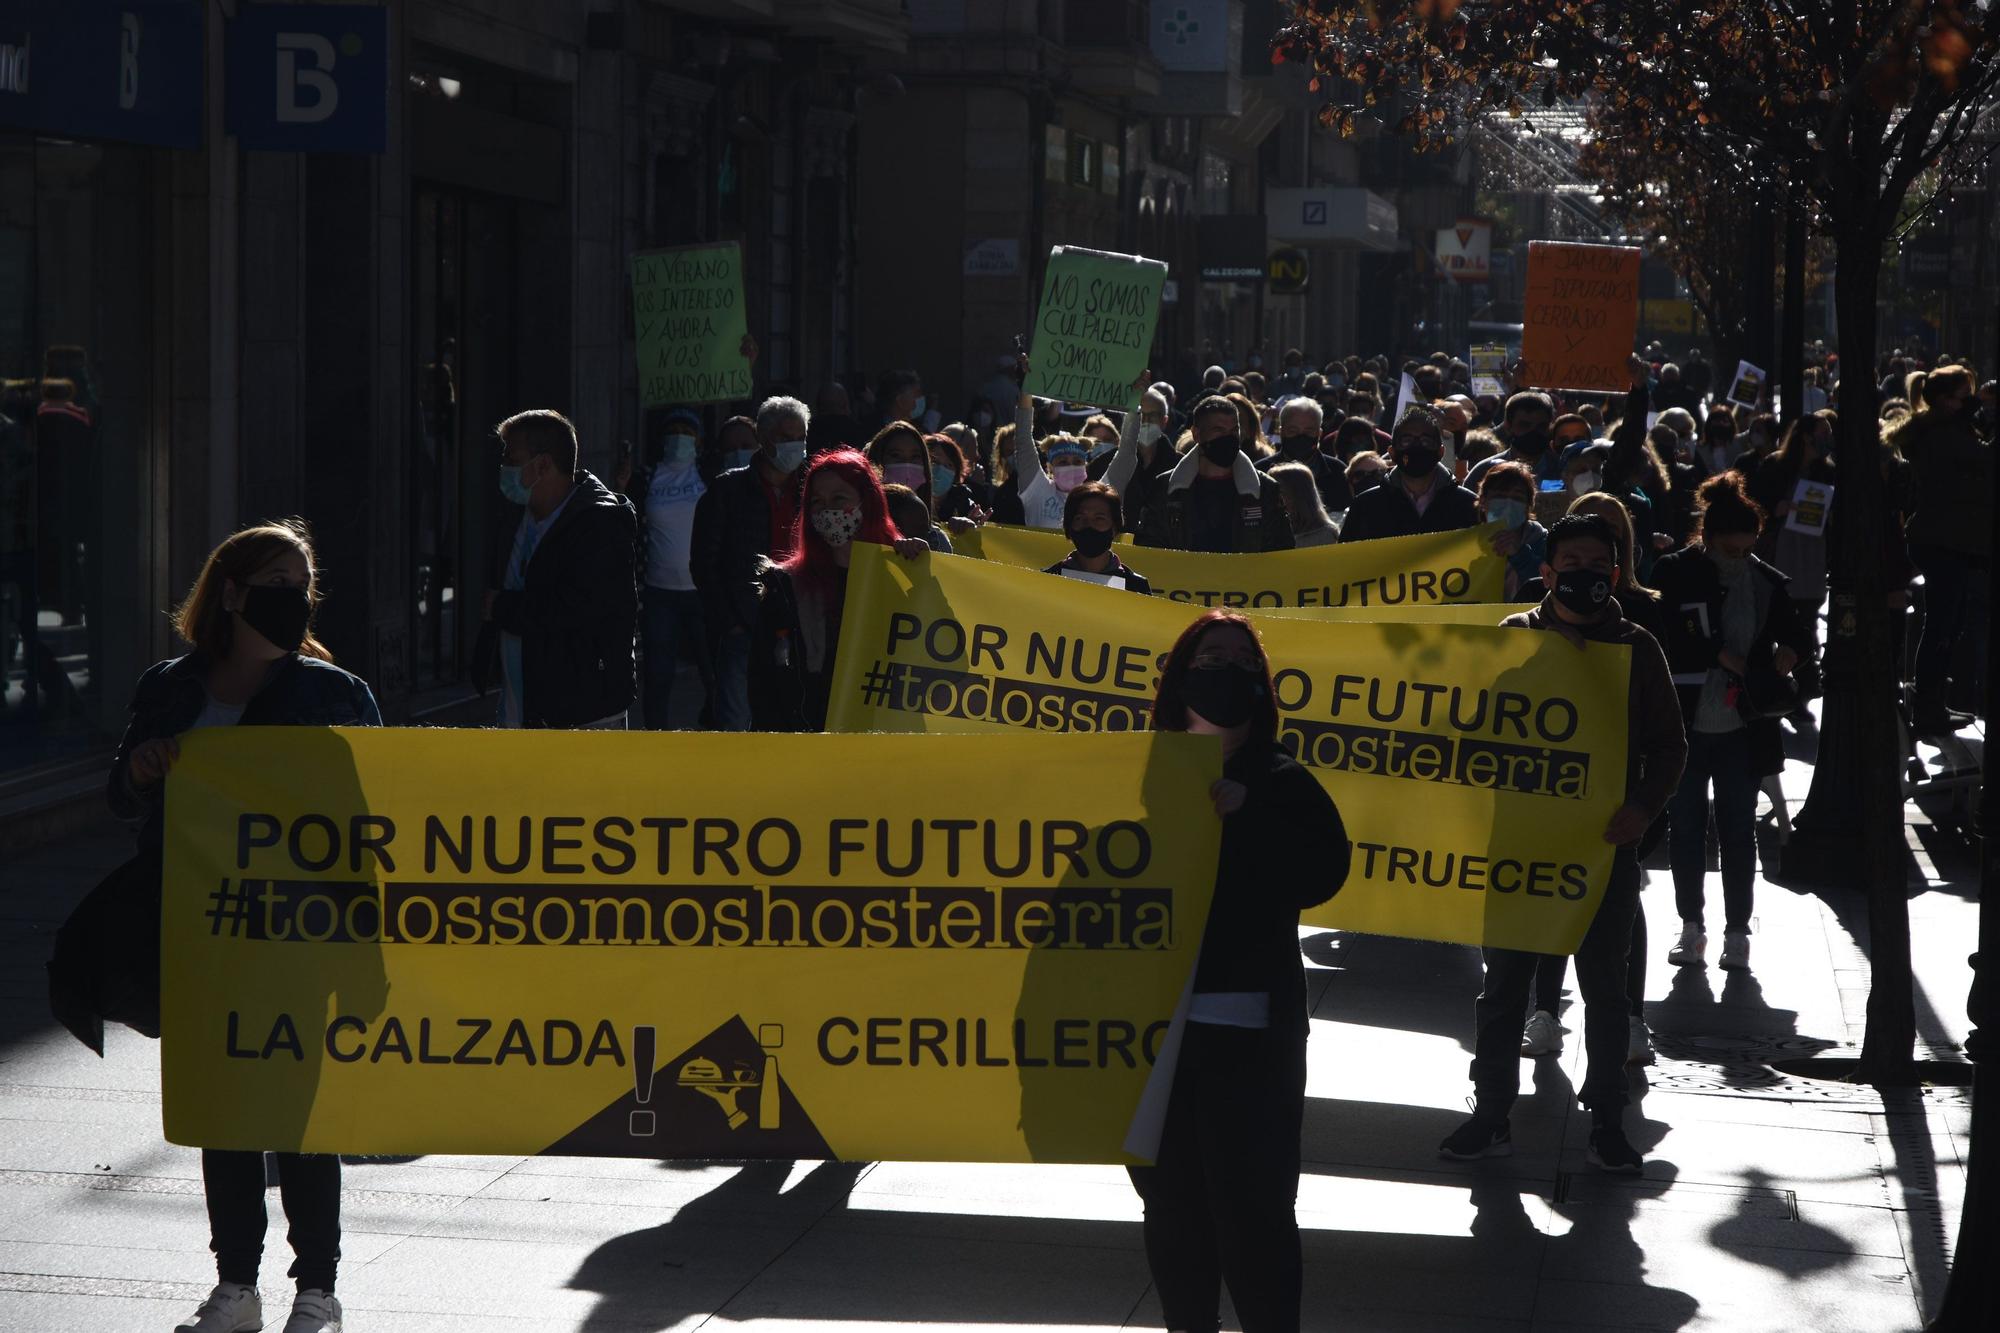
[101,519,379,1333]
[1130,395,1294,553]
[1128,610,1350,1333]
[751,451,926,731]
[1042,481,1152,593]
[1338,403,1481,544]
[1439,513,1684,1175]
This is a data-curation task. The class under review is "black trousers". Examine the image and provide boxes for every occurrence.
[202,1149,341,1293]
[1472,849,1640,1114]
[1127,1020,1304,1333]
[1534,893,1647,1017]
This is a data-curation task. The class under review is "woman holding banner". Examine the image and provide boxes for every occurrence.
[101,519,378,1333]
[751,451,928,731]
[1129,610,1350,1333]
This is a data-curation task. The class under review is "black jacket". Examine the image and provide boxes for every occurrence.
[108,651,382,848]
[1652,545,1809,774]
[1195,741,1350,1032]
[1135,454,1296,553]
[749,563,844,732]
[1258,446,1353,513]
[691,462,803,634]
[485,470,638,727]
[1336,468,1481,543]
[1041,555,1153,595]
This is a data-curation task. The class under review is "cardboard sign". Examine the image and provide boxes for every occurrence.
[1520,242,1642,392]
[1786,479,1833,535]
[829,546,1632,954]
[1025,246,1168,411]
[630,242,751,407]
[161,729,1224,1162]
[1727,360,1767,410]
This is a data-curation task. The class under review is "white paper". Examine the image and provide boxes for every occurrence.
[1785,478,1833,535]
[1727,359,1766,409]
[1395,372,1417,425]
[1060,567,1126,590]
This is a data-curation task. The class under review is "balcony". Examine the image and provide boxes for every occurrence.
[1063,1,1164,100]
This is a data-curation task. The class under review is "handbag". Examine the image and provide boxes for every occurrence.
[46,848,162,1055]
[1735,649,1801,722]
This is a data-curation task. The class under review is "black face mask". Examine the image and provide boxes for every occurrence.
[1399,443,1441,477]
[238,584,312,653]
[1352,471,1384,494]
[1070,526,1114,558]
[1182,663,1264,729]
[1281,433,1318,459]
[1201,434,1242,467]
[1511,428,1549,457]
[1552,568,1615,618]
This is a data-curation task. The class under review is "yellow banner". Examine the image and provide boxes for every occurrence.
[161,729,1222,1162]
[830,546,1630,953]
[952,522,1507,608]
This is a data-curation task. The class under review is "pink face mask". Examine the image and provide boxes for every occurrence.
[883,462,928,491]
[1052,464,1089,493]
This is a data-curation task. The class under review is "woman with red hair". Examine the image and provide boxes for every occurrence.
[750,449,925,730]
[1129,610,1350,1333]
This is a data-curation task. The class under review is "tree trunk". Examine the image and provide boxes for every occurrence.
[1779,220,1917,1085]
[1781,197,1807,421]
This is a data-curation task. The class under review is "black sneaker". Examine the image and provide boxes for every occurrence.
[1438,1114,1513,1160]
[1586,1120,1645,1174]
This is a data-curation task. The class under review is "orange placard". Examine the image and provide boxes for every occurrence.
[1519,241,1641,392]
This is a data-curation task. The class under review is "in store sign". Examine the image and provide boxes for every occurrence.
[0,2,203,149]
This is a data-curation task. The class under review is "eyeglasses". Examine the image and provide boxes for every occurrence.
[1190,653,1259,671]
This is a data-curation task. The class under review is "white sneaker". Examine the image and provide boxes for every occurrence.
[1627,1015,1654,1065]
[176,1281,263,1332]
[1667,923,1706,967]
[1720,931,1751,970]
[279,1290,342,1333]
[1520,1008,1563,1056]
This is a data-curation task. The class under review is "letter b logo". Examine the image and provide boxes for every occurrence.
[276,32,338,123]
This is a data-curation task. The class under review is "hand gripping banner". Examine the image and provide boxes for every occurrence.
[161,730,1221,1162]
[830,546,1630,954]
[951,522,1507,608]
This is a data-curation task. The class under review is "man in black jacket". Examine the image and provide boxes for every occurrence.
[690,395,811,729]
[1258,396,1352,513]
[1337,404,1481,543]
[1134,395,1294,553]
[484,410,637,729]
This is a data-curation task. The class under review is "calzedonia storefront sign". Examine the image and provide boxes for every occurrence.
[0,1,205,149]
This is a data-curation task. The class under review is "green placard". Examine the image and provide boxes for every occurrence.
[630,242,751,407]
[1024,245,1168,411]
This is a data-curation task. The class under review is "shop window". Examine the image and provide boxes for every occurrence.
[0,135,155,774]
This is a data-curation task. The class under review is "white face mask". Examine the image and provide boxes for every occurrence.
[773,440,808,473]
[663,434,698,466]
[1138,423,1165,448]
[1569,470,1601,495]
[810,506,864,547]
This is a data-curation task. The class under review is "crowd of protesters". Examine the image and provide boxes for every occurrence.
[61,325,1994,1333]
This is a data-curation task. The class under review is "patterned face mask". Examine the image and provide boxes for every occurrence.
[811,506,864,547]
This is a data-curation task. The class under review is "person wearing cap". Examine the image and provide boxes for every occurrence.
[1439,512,1686,1175]
[1337,403,1481,544]
[1124,393,1294,553]
[618,408,714,728]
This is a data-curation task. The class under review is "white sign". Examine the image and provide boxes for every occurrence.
[1436,219,1491,282]
[1727,360,1767,409]
[1785,479,1833,535]
[1264,187,1400,251]
[962,238,1021,278]
[276,32,340,124]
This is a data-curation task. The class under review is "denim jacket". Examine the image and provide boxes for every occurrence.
[108,652,382,845]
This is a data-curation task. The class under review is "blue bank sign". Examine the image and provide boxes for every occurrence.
[0,1,205,149]
[226,4,387,153]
